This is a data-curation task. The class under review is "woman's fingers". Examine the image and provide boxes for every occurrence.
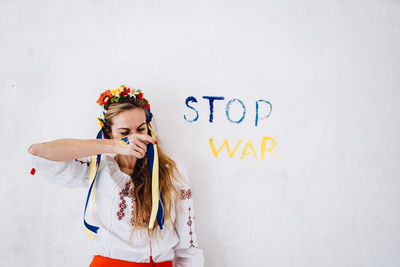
[132,142,146,158]
[134,134,157,145]
[116,133,157,158]
[130,136,151,158]
[134,139,147,151]
[132,149,144,159]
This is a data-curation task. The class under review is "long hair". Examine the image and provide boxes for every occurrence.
[102,97,186,241]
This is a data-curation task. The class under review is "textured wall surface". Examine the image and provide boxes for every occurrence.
[1,0,399,266]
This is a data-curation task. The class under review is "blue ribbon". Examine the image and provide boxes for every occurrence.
[83,128,103,234]
[147,126,164,230]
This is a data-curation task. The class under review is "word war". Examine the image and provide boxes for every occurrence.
[209,136,280,160]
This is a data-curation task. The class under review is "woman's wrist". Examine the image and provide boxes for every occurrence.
[110,138,120,154]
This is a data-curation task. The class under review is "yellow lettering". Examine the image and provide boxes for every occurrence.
[240,140,258,160]
[209,138,243,158]
[261,136,280,160]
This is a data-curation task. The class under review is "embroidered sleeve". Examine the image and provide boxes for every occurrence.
[172,161,205,267]
[29,153,93,189]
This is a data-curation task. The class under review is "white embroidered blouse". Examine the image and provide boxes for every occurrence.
[29,153,204,267]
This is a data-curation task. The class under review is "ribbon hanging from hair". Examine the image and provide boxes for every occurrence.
[147,123,164,230]
[84,128,103,240]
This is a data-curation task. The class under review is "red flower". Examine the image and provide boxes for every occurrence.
[120,87,130,96]
[136,92,143,100]
[97,90,113,105]
[146,103,150,110]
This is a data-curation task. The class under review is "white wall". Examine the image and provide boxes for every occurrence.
[1,0,399,266]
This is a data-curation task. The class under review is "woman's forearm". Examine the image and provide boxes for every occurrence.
[27,138,117,162]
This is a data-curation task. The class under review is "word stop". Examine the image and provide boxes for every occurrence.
[184,96,272,126]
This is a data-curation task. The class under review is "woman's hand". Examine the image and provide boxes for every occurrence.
[113,133,157,158]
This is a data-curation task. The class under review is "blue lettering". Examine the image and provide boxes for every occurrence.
[184,96,199,122]
[202,96,225,123]
[225,98,246,124]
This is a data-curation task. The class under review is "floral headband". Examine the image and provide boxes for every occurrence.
[96,84,153,129]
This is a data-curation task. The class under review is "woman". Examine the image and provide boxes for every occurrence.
[28,85,204,267]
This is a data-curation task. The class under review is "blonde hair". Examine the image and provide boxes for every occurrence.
[102,97,187,241]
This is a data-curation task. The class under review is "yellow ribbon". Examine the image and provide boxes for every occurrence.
[147,123,159,230]
[85,155,99,240]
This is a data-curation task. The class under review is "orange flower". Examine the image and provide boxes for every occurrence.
[97,118,104,128]
[97,90,113,105]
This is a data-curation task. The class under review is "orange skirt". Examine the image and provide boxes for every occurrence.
[89,255,173,267]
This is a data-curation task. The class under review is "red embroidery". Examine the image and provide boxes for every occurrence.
[180,189,192,200]
[179,188,196,247]
[74,159,90,166]
[117,181,131,220]
[187,206,195,247]
[117,180,137,225]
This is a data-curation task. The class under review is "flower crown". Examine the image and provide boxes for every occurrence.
[96,84,152,128]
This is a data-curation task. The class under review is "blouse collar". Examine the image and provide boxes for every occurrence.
[102,154,132,180]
